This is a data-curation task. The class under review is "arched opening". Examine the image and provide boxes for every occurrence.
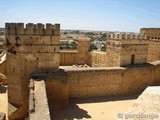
[131,54,135,65]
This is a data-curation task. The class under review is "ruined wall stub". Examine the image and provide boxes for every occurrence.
[106,33,149,67]
[5,23,60,119]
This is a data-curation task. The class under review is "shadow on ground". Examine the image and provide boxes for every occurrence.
[50,104,91,120]
[50,93,141,120]
[0,85,7,93]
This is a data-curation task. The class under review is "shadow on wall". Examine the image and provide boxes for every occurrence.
[69,93,141,104]
[50,104,91,120]
[0,85,7,93]
[122,63,155,68]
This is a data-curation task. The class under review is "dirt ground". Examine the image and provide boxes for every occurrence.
[0,86,140,120]
[0,85,7,119]
[51,94,140,120]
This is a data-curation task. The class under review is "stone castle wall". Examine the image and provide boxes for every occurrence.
[76,39,90,64]
[59,31,160,67]
[60,50,77,65]
[4,23,160,119]
[5,23,60,119]
[29,61,160,113]
[59,50,106,67]
[65,61,160,98]
[106,41,121,67]
[59,33,150,67]
[120,44,148,66]
[91,51,106,67]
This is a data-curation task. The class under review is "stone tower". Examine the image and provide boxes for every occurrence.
[140,28,160,39]
[106,33,149,67]
[140,28,160,62]
[5,23,60,119]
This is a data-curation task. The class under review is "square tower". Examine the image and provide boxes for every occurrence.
[5,23,60,119]
[76,38,91,64]
[106,33,149,67]
[140,28,160,39]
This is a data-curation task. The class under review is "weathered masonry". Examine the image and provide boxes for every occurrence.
[5,23,60,119]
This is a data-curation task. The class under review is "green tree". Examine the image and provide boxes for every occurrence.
[90,44,97,50]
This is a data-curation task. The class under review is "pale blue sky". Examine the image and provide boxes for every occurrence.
[0,0,160,32]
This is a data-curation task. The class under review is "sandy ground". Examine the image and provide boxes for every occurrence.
[0,85,8,119]
[51,94,140,120]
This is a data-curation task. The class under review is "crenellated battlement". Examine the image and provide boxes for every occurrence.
[5,23,60,35]
[149,39,160,44]
[108,33,149,40]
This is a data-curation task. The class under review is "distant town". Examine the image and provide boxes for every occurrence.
[0,28,4,52]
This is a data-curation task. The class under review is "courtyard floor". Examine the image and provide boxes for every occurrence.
[51,94,140,120]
